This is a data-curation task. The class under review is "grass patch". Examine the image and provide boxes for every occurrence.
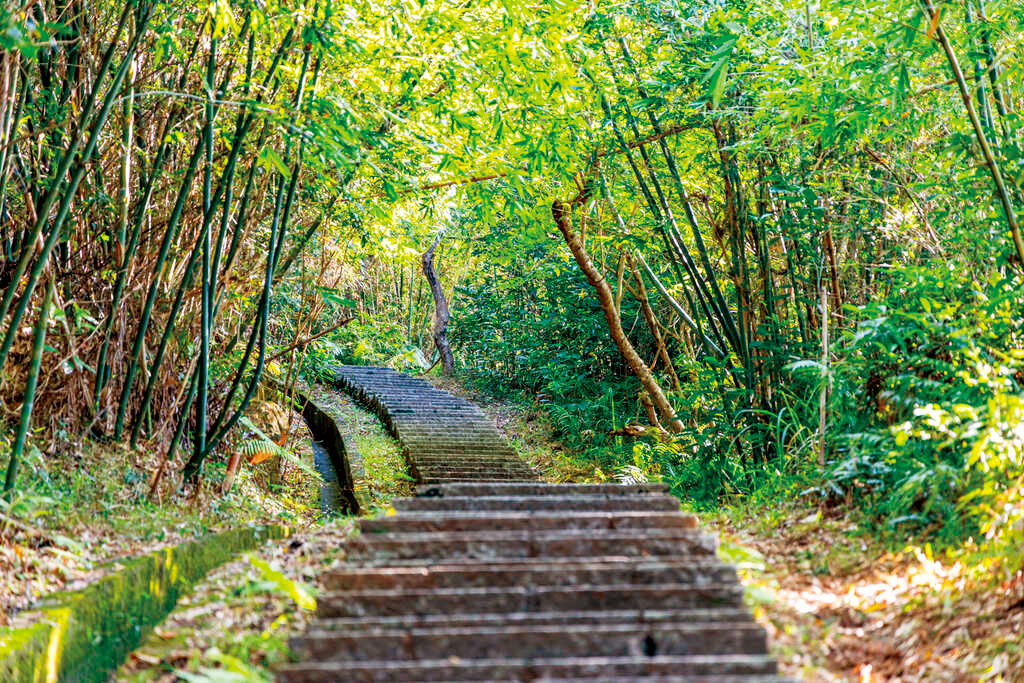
[115,519,356,682]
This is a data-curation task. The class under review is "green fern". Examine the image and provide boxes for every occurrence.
[236,416,322,482]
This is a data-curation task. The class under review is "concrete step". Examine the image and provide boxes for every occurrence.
[405,443,514,453]
[408,456,525,466]
[390,409,484,417]
[393,420,494,430]
[409,456,526,464]
[308,607,756,630]
[345,529,716,562]
[413,473,536,483]
[416,473,535,483]
[410,463,533,473]
[325,558,734,590]
[420,477,531,485]
[414,482,670,497]
[317,583,744,617]
[409,453,521,462]
[278,654,781,682]
[409,449,522,457]
[404,437,510,445]
[395,423,501,431]
[419,479,528,483]
[409,447,518,455]
[415,474,535,484]
[392,494,681,513]
[358,511,698,534]
[401,435,507,445]
[292,620,768,661]
[411,466,533,478]
[418,478,536,485]
[412,465,533,474]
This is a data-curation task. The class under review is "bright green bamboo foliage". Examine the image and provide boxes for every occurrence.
[920,0,1024,265]
[611,34,740,354]
[3,280,54,498]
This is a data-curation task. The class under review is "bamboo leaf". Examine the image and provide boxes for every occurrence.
[258,147,291,180]
[702,38,737,109]
[247,554,317,610]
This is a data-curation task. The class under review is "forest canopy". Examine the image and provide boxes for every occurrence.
[0,0,1023,576]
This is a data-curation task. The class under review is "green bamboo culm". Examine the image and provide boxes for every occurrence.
[0,3,133,333]
[93,35,203,413]
[187,42,321,472]
[122,28,295,444]
[3,280,54,498]
[0,5,151,376]
[612,33,741,354]
[195,23,218,467]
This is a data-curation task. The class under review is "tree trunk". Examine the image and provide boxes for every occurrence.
[422,233,454,375]
[552,200,683,433]
[630,260,681,391]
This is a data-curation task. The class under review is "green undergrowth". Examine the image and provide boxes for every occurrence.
[0,524,289,683]
[115,519,356,682]
[0,418,324,627]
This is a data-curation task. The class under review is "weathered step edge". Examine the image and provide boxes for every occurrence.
[0,524,289,683]
[278,653,782,682]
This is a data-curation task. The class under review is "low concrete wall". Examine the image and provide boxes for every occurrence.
[284,382,361,515]
[0,524,289,683]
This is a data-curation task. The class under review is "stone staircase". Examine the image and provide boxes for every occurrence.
[333,366,535,484]
[278,367,784,681]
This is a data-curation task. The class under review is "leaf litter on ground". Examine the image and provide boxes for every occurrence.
[709,504,1024,682]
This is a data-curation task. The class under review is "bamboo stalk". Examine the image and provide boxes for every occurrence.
[0,7,153,375]
[921,0,1024,266]
[604,35,742,352]
[0,4,134,329]
[194,24,217,465]
[3,279,54,498]
[817,284,829,467]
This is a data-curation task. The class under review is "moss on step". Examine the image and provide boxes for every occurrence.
[0,524,289,683]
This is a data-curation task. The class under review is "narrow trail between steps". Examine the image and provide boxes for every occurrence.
[280,366,786,682]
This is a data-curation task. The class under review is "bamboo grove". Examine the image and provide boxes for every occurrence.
[2,0,1024,567]
[0,1,352,495]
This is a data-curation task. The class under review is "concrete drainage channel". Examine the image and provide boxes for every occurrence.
[281,366,787,681]
[285,381,364,515]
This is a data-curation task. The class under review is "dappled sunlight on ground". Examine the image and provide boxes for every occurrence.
[714,511,1024,682]
[116,518,356,681]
